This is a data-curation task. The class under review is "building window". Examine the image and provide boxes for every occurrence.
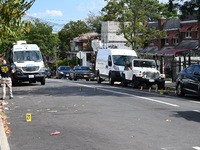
[165,39,169,45]
[173,39,179,45]
[150,40,154,45]
[185,31,192,38]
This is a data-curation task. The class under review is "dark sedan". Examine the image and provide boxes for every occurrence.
[69,66,94,81]
[44,68,51,78]
[176,64,200,96]
[56,66,72,79]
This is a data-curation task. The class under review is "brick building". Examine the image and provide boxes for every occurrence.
[143,17,200,55]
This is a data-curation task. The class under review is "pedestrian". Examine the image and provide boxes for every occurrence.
[0,59,14,100]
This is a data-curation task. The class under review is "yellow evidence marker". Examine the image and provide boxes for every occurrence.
[26,113,32,122]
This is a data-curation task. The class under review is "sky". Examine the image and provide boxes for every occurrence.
[25,0,169,32]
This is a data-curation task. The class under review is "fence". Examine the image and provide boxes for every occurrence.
[141,53,200,82]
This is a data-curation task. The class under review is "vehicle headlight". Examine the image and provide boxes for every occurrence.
[39,67,46,72]
[136,73,143,77]
[160,74,165,78]
[15,66,23,72]
[60,71,64,74]
[113,65,119,71]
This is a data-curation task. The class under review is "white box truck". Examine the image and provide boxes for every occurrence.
[7,41,46,85]
[95,49,137,85]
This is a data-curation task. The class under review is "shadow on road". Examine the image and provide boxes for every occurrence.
[172,111,200,123]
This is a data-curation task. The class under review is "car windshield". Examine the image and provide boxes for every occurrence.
[13,51,42,62]
[60,66,71,70]
[133,60,156,68]
[74,66,89,70]
[113,55,137,66]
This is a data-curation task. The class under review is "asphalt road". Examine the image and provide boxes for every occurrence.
[6,79,200,150]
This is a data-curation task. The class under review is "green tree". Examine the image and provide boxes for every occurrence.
[58,20,90,59]
[179,0,200,21]
[0,0,35,51]
[85,12,103,34]
[101,0,166,50]
[22,19,60,66]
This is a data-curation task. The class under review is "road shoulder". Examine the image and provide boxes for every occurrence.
[0,106,10,150]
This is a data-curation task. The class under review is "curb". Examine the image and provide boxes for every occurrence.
[0,117,10,150]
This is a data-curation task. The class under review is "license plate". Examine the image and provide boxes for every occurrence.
[149,79,155,82]
[29,75,34,78]
[84,75,88,77]
[66,74,69,76]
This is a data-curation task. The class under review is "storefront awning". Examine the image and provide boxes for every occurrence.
[168,33,178,39]
[179,26,191,32]
[191,25,199,31]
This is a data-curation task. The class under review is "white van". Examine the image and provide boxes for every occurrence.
[95,49,137,84]
[7,41,46,85]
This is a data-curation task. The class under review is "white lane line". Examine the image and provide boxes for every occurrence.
[193,147,200,150]
[191,101,200,104]
[75,83,179,107]
[193,110,200,113]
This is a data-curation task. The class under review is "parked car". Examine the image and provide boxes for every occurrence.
[176,64,200,96]
[69,66,94,81]
[56,66,71,79]
[44,68,51,78]
[121,59,165,89]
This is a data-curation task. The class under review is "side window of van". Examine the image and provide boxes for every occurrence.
[108,55,112,66]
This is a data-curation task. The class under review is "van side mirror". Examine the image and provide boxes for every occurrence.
[125,63,130,70]
[108,60,112,66]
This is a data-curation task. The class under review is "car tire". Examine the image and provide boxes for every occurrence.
[121,74,127,87]
[97,74,102,84]
[132,76,139,88]
[157,81,165,89]
[176,83,185,96]
[41,78,45,85]
[109,74,114,85]
[86,79,89,81]
[12,78,19,86]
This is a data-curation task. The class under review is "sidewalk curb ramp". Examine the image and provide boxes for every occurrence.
[0,117,10,150]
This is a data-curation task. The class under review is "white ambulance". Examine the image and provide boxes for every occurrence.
[7,41,46,85]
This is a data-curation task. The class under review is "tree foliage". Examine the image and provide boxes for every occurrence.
[101,0,166,50]
[22,19,60,66]
[58,20,90,59]
[179,0,200,21]
[102,0,178,22]
[85,12,103,34]
[0,0,35,47]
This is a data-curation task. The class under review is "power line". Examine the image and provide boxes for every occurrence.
[23,14,66,32]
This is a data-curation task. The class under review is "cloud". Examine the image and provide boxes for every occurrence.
[46,10,63,17]
[76,0,106,13]
[31,10,63,18]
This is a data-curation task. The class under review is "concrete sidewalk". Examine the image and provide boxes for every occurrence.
[165,80,176,89]
[0,105,10,150]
